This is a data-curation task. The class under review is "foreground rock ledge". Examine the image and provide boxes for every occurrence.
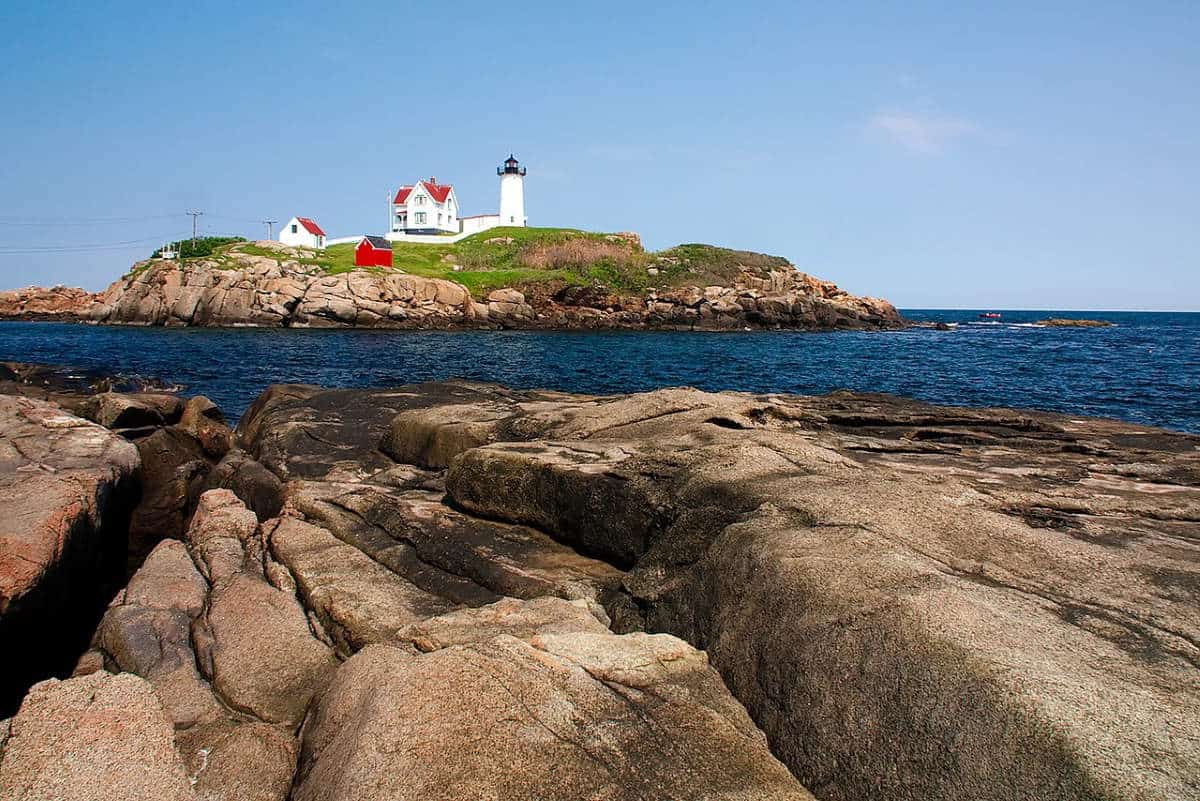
[2,377,1198,800]
[236,381,1200,800]
[0,391,815,799]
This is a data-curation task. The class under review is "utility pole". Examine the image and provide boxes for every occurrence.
[262,219,278,240]
[186,210,204,243]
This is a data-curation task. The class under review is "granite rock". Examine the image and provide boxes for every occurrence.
[292,599,812,801]
[0,671,196,801]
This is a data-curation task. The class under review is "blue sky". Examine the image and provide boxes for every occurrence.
[1,1,1197,310]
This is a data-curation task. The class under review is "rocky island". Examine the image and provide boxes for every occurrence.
[0,362,1197,800]
[0,229,902,331]
[1037,318,1115,327]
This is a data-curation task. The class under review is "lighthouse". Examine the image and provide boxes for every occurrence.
[497,155,527,227]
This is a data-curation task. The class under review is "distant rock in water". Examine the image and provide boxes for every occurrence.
[0,285,96,320]
[0,238,903,331]
[1037,317,1114,327]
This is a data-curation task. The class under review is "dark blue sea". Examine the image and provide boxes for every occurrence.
[2,310,1197,433]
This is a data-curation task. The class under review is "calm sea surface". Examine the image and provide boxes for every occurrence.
[2,310,1197,433]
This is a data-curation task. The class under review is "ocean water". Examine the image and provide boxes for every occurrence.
[1,310,1197,433]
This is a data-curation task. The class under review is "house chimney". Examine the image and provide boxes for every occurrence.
[429,176,436,184]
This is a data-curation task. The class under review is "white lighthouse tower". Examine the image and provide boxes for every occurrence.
[498,154,527,227]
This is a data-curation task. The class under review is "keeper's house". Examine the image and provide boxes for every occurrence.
[354,235,393,267]
[391,179,458,235]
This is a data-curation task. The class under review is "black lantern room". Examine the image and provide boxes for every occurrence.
[498,154,527,176]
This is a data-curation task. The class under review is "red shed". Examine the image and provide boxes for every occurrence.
[354,235,393,267]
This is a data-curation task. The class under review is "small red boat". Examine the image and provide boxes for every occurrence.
[978,312,1002,320]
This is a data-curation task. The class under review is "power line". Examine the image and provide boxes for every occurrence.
[0,234,179,250]
[0,205,274,256]
[207,213,268,224]
[0,211,272,227]
[0,214,186,226]
[0,234,190,255]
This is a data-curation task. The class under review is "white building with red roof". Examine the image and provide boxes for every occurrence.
[387,156,527,240]
[390,178,459,234]
[279,216,326,249]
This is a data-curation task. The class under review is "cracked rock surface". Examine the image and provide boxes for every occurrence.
[235,379,1200,799]
[2,374,1198,800]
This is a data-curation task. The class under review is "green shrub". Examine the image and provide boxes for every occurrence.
[153,237,246,260]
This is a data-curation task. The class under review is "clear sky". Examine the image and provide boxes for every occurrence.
[1,0,1197,310]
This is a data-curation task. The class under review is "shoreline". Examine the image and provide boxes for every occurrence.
[0,315,909,332]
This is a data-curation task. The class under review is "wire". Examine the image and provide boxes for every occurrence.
[205,213,264,224]
[0,214,186,226]
[0,207,261,257]
[0,212,263,226]
[0,234,190,255]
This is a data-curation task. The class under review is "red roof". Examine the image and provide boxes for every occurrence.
[392,180,453,205]
[297,217,325,236]
[421,180,452,203]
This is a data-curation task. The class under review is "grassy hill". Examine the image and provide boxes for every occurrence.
[160,228,795,299]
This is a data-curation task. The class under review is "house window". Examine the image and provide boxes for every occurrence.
[415,212,426,224]
[291,224,298,234]
[414,195,425,206]
[438,213,442,224]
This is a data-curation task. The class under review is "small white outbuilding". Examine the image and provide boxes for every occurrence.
[279,217,326,249]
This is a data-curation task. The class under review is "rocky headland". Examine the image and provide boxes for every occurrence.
[1,364,1197,799]
[0,235,903,331]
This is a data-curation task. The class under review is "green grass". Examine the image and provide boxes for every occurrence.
[142,227,796,298]
[311,227,641,293]
[236,243,316,262]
